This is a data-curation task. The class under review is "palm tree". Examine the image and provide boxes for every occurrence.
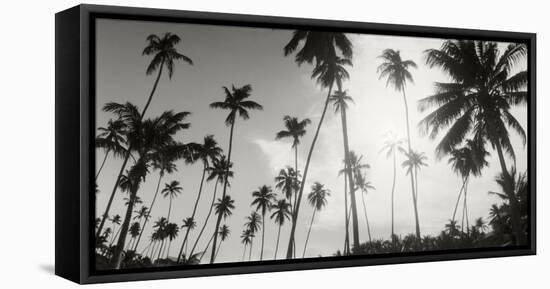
[95,118,127,180]
[209,84,263,263]
[108,214,122,245]
[330,89,362,249]
[162,180,183,221]
[284,31,353,258]
[127,222,141,249]
[240,230,254,261]
[96,32,192,239]
[270,199,291,259]
[380,133,405,238]
[275,116,311,208]
[402,150,428,205]
[132,151,177,252]
[251,185,275,260]
[180,217,196,255]
[208,195,235,259]
[152,217,168,261]
[245,211,262,261]
[302,182,330,257]
[448,140,489,230]
[356,172,375,243]
[164,223,179,259]
[377,48,419,238]
[176,135,222,262]
[215,225,231,259]
[420,40,527,244]
[187,156,233,259]
[108,106,191,269]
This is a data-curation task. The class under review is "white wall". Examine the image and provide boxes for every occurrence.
[0,0,546,287]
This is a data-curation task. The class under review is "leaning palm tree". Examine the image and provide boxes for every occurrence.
[209,84,263,263]
[95,118,127,180]
[356,172,375,243]
[108,107,191,269]
[187,156,233,260]
[176,135,222,263]
[275,116,311,207]
[180,217,196,255]
[245,211,262,261]
[448,139,489,229]
[251,185,275,260]
[377,48,419,238]
[152,217,168,261]
[302,182,330,258]
[215,225,231,259]
[270,199,291,259]
[380,133,405,238]
[96,32,192,240]
[108,214,122,245]
[330,89,362,251]
[162,180,183,221]
[127,222,141,250]
[207,195,235,260]
[420,40,527,244]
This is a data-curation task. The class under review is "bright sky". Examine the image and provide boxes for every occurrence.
[95,18,528,264]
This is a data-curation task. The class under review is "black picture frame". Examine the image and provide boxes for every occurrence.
[55,4,536,284]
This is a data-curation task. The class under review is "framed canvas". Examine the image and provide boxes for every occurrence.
[55,4,536,284]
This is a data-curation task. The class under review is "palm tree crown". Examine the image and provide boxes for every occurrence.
[275,116,312,148]
[210,85,263,126]
[143,32,193,79]
[307,183,331,211]
[377,49,418,91]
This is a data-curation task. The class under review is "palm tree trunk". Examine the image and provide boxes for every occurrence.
[200,233,216,262]
[133,171,164,251]
[260,214,266,260]
[96,63,164,241]
[286,81,334,259]
[274,225,282,259]
[95,149,110,180]
[157,240,165,261]
[110,186,139,269]
[210,122,235,263]
[110,225,122,247]
[401,89,421,239]
[242,244,247,261]
[343,165,350,255]
[494,142,524,245]
[167,196,173,221]
[340,104,360,248]
[215,241,222,259]
[464,182,469,235]
[177,164,207,262]
[189,181,219,258]
[302,210,317,258]
[391,151,397,238]
[361,191,372,243]
[248,238,254,261]
[451,176,467,223]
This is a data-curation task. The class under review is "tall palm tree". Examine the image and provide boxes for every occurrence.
[127,222,141,250]
[245,211,262,261]
[108,214,122,245]
[270,199,291,259]
[274,167,300,213]
[187,156,233,259]
[176,135,222,262]
[377,48,419,238]
[207,195,235,259]
[380,133,405,238]
[240,230,254,261]
[215,225,231,259]
[132,151,177,251]
[284,31,353,257]
[402,150,428,202]
[420,40,527,244]
[162,180,183,221]
[330,88,360,249]
[302,182,330,257]
[96,32,192,240]
[276,116,311,209]
[209,84,263,263]
[152,217,168,261]
[251,185,275,260]
[95,118,127,180]
[108,106,191,269]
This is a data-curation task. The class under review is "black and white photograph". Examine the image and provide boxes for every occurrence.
[92,17,530,271]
